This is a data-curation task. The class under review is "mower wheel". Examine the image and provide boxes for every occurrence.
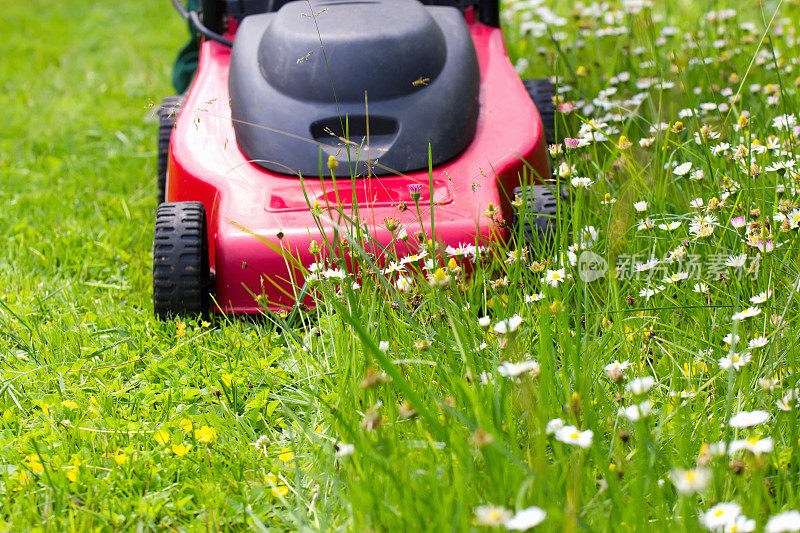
[153,201,211,319]
[522,78,556,145]
[157,95,185,204]
[512,184,567,248]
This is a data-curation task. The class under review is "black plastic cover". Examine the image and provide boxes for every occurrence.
[228,0,480,177]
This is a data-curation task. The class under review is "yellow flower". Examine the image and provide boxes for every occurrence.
[154,429,170,445]
[66,466,79,482]
[618,136,632,150]
[266,472,289,498]
[278,447,295,463]
[180,418,194,433]
[194,425,217,444]
[113,452,129,465]
[61,399,79,410]
[13,469,32,490]
[24,455,44,474]
[171,443,191,456]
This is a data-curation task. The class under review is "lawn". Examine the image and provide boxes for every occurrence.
[1,0,800,531]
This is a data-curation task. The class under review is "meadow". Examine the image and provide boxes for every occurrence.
[1,0,800,530]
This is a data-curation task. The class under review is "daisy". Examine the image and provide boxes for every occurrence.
[725,254,747,268]
[729,410,770,428]
[571,176,594,188]
[658,221,682,231]
[478,316,491,328]
[777,389,800,411]
[732,307,761,321]
[493,315,524,334]
[626,376,656,395]
[765,510,800,533]
[604,360,632,383]
[620,400,653,421]
[694,283,710,293]
[670,467,711,495]
[663,271,689,284]
[554,425,593,448]
[504,507,547,530]
[723,333,740,345]
[474,505,513,527]
[748,336,769,349]
[524,293,545,303]
[633,201,648,212]
[718,351,752,371]
[395,275,413,292]
[728,437,774,456]
[674,162,693,176]
[750,290,772,304]
[498,359,540,379]
[702,502,743,531]
[542,268,567,287]
[634,258,660,271]
[639,285,665,300]
[730,215,747,229]
[545,418,564,435]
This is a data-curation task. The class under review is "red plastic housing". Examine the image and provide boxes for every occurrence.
[166,20,550,313]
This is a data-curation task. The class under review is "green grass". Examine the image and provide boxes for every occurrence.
[2,0,800,530]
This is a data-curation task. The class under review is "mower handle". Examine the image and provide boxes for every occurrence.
[170,0,233,47]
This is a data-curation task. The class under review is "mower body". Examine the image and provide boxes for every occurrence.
[163,0,550,314]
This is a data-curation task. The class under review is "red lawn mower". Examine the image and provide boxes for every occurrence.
[154,0,558,318]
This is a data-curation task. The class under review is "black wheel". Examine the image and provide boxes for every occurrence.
[522,78,556,145]
[512,184,567,247]
[153,201,211,319]
[157,95,185,204]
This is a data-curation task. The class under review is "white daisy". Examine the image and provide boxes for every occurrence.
[732,307,761,321]
[493,315,524,334]
[669,467,711,495]
[504,507,547,530]
[765,510,800,533]
[729,410,770,428]
[626,376,656,395]
[554,425,593,448]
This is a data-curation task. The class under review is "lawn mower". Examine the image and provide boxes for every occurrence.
[153,0,559,318]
